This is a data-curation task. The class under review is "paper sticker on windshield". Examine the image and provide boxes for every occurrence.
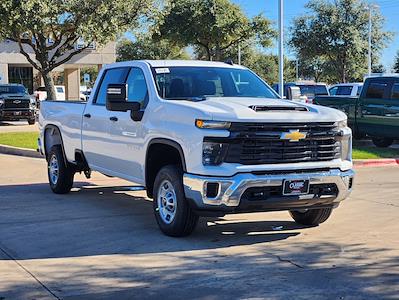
[155,68,170,74]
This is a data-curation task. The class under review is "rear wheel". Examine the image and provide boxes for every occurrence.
[372,137,393,148]
[47,145,74,194]
[153,165,199,237]
[289,207,333,226]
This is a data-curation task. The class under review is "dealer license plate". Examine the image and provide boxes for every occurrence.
[283,179,310,196]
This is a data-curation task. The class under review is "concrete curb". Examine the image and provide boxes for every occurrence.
[0,144,43,159]
[354,159,399,168]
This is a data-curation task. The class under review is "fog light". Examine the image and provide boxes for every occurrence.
[205,182,220,198]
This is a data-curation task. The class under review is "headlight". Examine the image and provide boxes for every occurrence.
[196,119,231,130]
[202,141,228,166]
[0,99,4,105]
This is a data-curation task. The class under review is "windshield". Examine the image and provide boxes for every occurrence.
[0,85,27,95]
[152,67,278,100]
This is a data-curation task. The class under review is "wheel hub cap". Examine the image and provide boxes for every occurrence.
[49,155,59,185]
[157,180,177,224]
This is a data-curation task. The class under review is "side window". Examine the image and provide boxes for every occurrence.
[329,87,338,95]
[356,86,363,96]
[125,68,149,109]
[392,83,399,99]
[94,67,129,105]
[365,81,388,99]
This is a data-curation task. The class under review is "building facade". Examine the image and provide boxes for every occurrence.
[0,40,116,99]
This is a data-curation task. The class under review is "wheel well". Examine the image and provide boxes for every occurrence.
[44,125,63,159]
[146,141,186,198]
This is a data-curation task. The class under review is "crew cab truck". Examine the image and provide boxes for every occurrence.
[0,84,36,125]
[39,60,354,237]
[314,76,399,148]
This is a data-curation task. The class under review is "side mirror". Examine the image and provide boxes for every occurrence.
[106,84,140,112]
[287,86,302,101]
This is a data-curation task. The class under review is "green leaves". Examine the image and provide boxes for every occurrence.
[289,0,393,83]
[156,0,275,61]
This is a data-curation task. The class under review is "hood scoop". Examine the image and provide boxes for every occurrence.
[249,105,309,112]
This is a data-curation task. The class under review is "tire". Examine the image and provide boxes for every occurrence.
[28,118,35,125]
[47,145,74,194]
[289,207,333,226]
[153,165,199,237]
[372,137,393,148]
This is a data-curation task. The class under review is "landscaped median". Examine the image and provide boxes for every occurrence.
[0,132,398,166]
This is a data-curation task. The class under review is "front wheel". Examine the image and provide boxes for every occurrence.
[372,137,393,148]
[153,165,199,237]
[28,118,35,125]
[47,145,75,194]
[289,207,333,226]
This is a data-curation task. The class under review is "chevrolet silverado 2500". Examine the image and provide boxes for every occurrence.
[39,60,354,237]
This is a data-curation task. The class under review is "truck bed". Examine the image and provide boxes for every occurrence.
[313,95,357,128]
[39,100,86,162]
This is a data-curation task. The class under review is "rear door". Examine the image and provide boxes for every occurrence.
[358,78,394,138]
[385,79,399,137]
[81,67,130,174]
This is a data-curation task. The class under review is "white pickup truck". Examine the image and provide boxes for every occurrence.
[39,60,354,237]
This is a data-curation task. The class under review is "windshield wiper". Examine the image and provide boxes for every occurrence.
[164,96,207,102]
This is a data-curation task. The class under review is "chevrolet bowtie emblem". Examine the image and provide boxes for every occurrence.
[280,130,307,142]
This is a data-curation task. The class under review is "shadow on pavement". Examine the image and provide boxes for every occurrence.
[0,182,398,299]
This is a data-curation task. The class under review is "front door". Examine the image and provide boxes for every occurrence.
[81,67,130,174]
[107,67,150,184]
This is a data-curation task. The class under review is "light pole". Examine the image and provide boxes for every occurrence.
[278,0,284,97]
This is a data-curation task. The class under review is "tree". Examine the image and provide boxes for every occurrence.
[394,50,399,73]
[290,0,393,83]
[155,0,275,61]
[116,36,190,61]
[0,0,152,100]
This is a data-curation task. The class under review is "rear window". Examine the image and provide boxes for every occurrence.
[366,82,388,99]
[56,87,64,93]
[336,86,353,96]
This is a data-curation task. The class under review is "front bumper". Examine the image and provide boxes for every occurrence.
[183,169,354,214]
[0,109,35,121]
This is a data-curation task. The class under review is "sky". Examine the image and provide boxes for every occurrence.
[232,0,399,71]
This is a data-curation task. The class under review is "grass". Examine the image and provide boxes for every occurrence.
[0,131,398,160]
[0,132,39,150]
[352,146,399,160]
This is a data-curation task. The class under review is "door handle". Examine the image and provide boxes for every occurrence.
[83,113,91,118]
[110,116,118,122]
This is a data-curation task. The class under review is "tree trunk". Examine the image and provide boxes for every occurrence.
[42,70,56,100]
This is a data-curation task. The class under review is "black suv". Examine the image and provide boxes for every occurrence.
[0,84,36,125]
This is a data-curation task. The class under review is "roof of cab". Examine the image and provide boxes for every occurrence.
[144,60,246,69]
[103,59,247,69]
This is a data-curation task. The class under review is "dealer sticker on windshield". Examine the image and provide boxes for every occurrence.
[283,179,310,196]
[155,68,170,74]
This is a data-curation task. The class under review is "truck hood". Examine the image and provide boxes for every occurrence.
[172,97,347,123]
[0,93,30,100]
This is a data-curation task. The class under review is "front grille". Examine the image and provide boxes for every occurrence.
[223,122,341,165]
[3,99,30,109]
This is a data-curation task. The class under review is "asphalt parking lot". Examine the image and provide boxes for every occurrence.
[0,154,398,300]
[0,121,39,133]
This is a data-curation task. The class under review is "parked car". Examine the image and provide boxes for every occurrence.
[272,82,329,102]
[35,85,86,101]
[0,84,36,125]
[329,83,363,97]
[39,60,354,237]
[314,76,399,147]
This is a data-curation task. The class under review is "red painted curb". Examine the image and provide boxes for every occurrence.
[354,159,399,168]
